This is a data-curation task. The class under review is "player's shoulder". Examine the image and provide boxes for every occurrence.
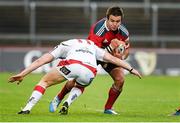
[67,39,95,46]
[119,24,129,37]
[60,39,80,47]
[92,18,106,36]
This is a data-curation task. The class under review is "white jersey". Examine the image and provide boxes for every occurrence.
[50,39,106,86]
[50,39,105,68]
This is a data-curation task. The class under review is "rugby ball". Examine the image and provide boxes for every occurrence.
[118,44,125,53]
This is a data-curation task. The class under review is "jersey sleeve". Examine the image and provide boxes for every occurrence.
[87,21,105,48]
[88,31,103,47]
[94,45,106,61]
[49,42,71,59]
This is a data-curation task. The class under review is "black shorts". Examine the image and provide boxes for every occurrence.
[97,60,118,73]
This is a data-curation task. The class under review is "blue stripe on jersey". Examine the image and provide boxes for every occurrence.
[94,19,106,37]
[119,24,129,37]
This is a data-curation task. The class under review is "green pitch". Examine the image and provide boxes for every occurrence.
[0,72,180,122]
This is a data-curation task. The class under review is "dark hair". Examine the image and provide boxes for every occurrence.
[106,6,124,19]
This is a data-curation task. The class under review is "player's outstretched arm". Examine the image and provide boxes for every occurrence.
[8,53,54,84]
[103,52,142,79]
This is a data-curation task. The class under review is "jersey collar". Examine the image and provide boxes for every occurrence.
[104,20,109,31]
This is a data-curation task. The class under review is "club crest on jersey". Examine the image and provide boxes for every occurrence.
[103,39,108,43]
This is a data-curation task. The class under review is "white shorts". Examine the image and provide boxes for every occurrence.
[56,59,97,86]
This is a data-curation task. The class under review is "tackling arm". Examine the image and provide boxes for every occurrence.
[9,53,54,84]
[19,53,54,77]
[103,52,141,79]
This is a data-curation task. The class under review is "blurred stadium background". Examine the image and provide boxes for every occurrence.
[0,0,180,76]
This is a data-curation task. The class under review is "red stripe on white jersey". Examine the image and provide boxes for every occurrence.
[57,59,97,76]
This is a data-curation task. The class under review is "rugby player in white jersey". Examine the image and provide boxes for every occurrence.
[9,39,141,114]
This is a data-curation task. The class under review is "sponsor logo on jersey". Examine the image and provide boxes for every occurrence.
[60,66,71,75]
[75,47,93,55]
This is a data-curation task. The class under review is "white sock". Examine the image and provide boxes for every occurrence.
[22,90,43,111]
[65,87,82,106]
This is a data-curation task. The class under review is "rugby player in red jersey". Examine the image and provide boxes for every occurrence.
[50,6,131,115]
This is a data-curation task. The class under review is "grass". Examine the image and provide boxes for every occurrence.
[0,72,180,122]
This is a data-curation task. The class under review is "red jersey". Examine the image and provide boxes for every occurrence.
[88,18,129,48]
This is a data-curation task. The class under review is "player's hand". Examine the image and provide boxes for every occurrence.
[129,68,142,79]
[111,39,125,50]
[8,74,24,85]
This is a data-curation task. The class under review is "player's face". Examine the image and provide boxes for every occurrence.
[107,15,122,31]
